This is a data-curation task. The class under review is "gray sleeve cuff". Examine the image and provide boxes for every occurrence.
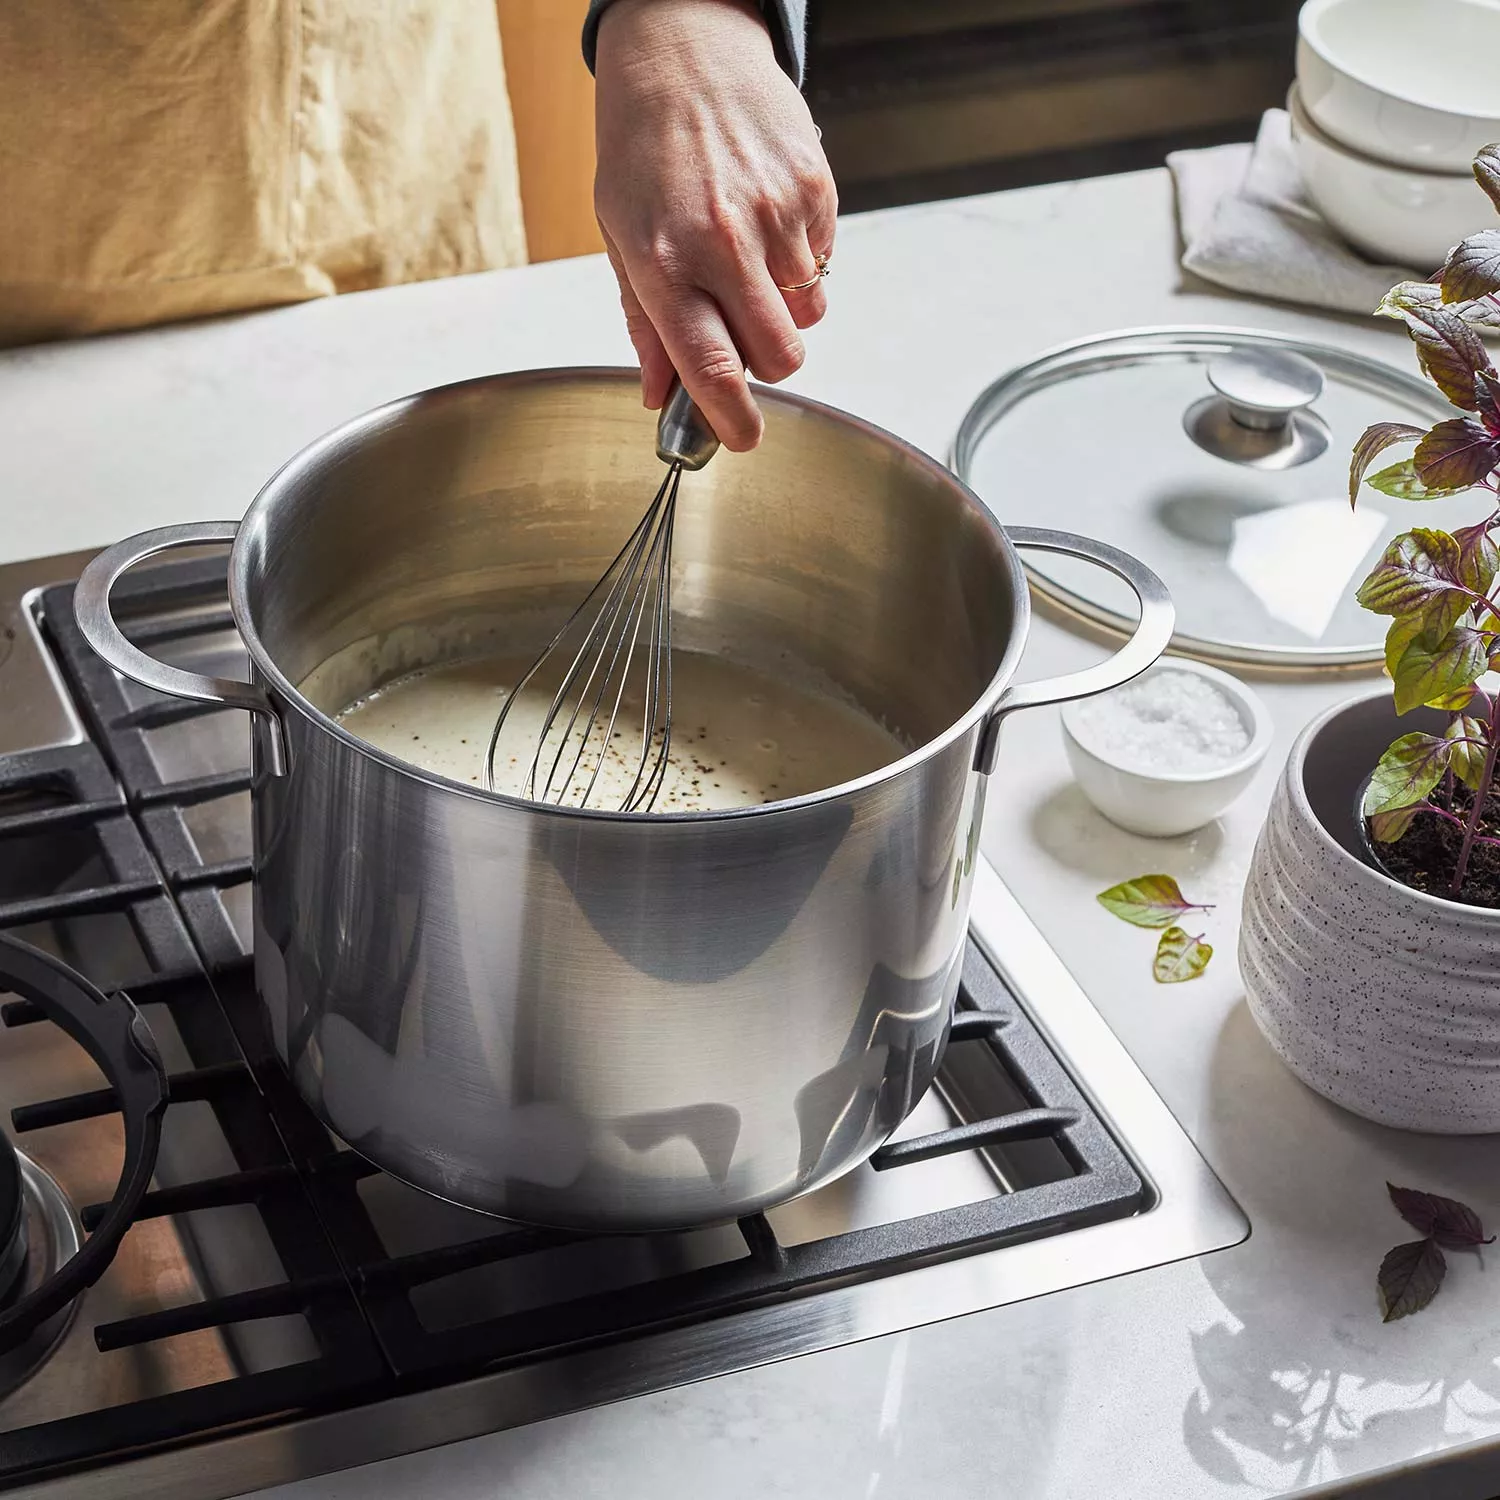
[582,0,807,86]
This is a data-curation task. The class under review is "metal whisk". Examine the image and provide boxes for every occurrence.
[484,380,719,810]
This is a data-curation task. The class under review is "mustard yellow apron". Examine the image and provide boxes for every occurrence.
[0,1,528,348]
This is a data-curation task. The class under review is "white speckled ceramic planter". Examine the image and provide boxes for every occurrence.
[1241,686,1500,1133]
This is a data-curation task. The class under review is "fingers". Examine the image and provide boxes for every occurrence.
[600,223,675,409]
[804,173,838,268]
[645,283,763,451]
[605,218,763,444]
[710,255,805,385]
[766,233,828,330]
[766,141,837,330]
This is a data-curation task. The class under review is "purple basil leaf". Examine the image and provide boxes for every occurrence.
[1378,279,1500,334]
[1350,422,1427,506]
[1402,302,1491,410]
[1478,372,1500,438]
[1477,146,1500,214]
[1430,683,1479,711]
[1363,732,1454,814]
[1369,803,1422,842]
[1444,715,1489,791]
[1151,927,1213,984]
[1096,874,1210,929]
[1388,1183,1494,1249]
[1461,298,1500,335]
[1390,626,1487,715]
[1439,230,1500,304]
[1414,418,1500,491]
[1378,1238,1447,1322]
[1377,281,1442,319]
[1384,616,1427,682]
[1365,459,1467,503]
[1454,522,1500,596]
[1357,530,1467,619]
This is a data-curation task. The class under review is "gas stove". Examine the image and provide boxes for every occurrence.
[0,547,1245,1499]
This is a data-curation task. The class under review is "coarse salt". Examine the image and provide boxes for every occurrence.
[1069,669,1249,774]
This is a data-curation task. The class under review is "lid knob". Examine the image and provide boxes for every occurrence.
[1184,348,1329,469]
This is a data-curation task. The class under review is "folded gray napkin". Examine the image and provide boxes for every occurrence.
[1167,109,1419,316]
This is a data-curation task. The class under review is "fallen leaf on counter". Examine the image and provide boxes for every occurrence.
[1096,875,1213,930]
[1387,1183,1494,1250]
[1378,1237,1447,1322]
[1152,927,1213,984]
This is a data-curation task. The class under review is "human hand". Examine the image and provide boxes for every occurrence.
[593,0,836,450]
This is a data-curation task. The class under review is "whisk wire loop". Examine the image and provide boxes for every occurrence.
[484,463,682,812]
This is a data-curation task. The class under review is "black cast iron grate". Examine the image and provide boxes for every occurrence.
[0,555,1145,1484]
[0,738,383,1484]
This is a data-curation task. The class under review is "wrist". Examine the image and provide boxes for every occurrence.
[596,0,770,64]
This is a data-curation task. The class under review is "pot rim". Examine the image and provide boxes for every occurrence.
[1288,681,1500,920]
[227,366,1032,824]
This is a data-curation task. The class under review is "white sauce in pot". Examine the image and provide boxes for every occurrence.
[334,650,907,812]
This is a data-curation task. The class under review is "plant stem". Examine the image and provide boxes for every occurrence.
[1452,696,1500,896]
[1417,801,1500,848]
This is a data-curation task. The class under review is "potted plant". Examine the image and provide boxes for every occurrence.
[1241,144,1500,1132]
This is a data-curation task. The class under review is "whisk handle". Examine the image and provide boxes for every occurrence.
[656,378,720,471]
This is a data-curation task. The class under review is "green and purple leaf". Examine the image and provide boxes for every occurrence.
[1477,372,1500,437]
[1376,281,1441,320]
[1413,418,1500,492]
[1096,874,1211,929]
[1388,1183,1495,1250]
[1356,530,1469,623]
[1365,459,1468,503]
[1369,803,1423,843]
[1445,714,1491,790]
[1439,229,1500,304]
[1401,301,1492,411]
[1378,1238,1447,1322]
[1477,145,1500,214]
[1377,278,1500,334]
[1364,732,1454,815]
[1454,522,1500,597]
[1390,625,1487,714]
[1385,615,1427,683]
[1390,624,1487,715]
[1350,422,1427,506]
[1152,927,1213,984]
[1430,683,1479,711]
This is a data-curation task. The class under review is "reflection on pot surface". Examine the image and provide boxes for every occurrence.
[256,715,969,1229]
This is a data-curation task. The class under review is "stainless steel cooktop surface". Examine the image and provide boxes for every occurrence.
[0,548,1245,1500]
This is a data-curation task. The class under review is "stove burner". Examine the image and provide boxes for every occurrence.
[0,1153,81,1400]
[0,936,167,1353]
[0,1132,26,1307]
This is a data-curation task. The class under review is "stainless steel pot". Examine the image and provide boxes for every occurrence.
[75,369,1172,1231]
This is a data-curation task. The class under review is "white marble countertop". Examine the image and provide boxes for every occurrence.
[6,166,1500,1500]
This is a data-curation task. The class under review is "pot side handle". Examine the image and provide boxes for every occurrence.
[974,526,1174,774]
[75,522,288,775]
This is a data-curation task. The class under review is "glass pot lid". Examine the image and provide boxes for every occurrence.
[952,326,1460,671]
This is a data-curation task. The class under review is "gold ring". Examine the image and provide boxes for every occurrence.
[777,253,830,294]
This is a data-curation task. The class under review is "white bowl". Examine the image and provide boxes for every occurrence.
[1060,660,1273,839]
[1288,82,1492,268]
[1297,0,1500,173]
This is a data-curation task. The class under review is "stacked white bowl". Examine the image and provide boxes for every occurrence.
[1292,0,1500,267]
